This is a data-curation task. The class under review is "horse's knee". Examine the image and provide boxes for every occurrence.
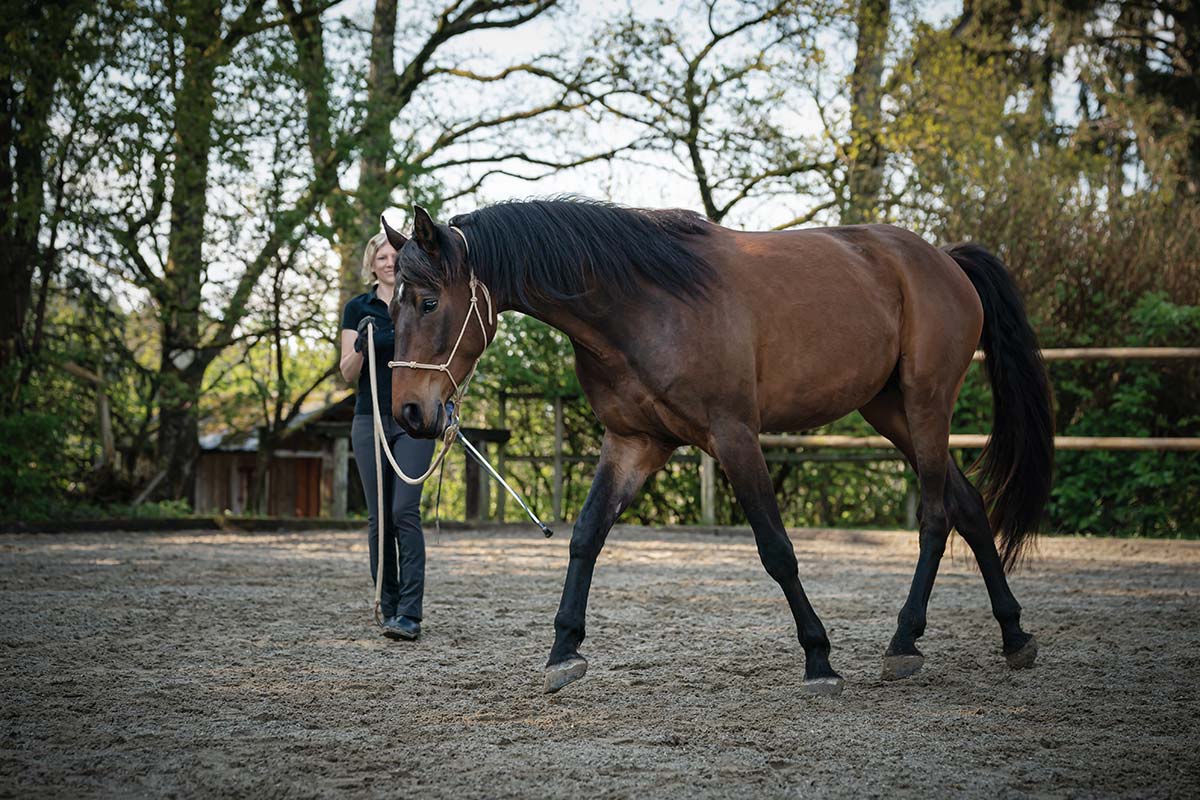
[756,536,798,583]
[568,527,606,561]
[920,505,949,544]
[919,528,948,559]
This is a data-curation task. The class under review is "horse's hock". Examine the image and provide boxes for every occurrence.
[3,526,1198,797]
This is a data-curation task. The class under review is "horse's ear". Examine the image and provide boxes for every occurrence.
[380,212,407,250]
[412,204,440,256]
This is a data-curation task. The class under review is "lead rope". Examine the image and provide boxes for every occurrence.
[366,321,462,626]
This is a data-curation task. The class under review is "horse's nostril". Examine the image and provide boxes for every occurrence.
[400,403,423,431]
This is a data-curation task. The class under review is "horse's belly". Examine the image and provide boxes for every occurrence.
[755,323,899,432]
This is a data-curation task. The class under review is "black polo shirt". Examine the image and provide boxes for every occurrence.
[341,286,395,416]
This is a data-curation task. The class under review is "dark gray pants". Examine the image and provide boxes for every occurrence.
[351,414,436,620]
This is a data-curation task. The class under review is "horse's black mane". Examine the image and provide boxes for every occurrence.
[401,197,715,309]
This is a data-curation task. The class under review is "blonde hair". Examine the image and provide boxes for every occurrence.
[361,231,391,283]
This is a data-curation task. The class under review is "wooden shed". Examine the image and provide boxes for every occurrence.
[195,394,361,518]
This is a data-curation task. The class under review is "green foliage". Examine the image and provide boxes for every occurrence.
[1047,295,1200,536]
[0,412,74,520]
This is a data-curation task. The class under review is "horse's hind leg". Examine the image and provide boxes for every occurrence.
[946,464,1038,668]
[860,385,953,680]
[863,388,1038,675]
[543,431,673,694]
[710,421,843,695]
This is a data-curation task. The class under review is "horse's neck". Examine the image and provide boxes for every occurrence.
[509,300,616,362]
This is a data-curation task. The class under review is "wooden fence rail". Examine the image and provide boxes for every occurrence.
[481,347,1198,526]
[759,434,1200,451]
[972,347,1200,362]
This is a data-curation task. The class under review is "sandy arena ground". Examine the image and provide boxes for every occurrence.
[2,525,1198,798]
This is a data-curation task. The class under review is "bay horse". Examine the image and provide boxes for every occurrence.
[381,198,1052,695]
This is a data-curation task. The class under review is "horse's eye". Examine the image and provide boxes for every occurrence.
[421,298,438,314]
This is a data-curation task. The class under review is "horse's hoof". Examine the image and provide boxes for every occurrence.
[801,676,845,696]
[1005,635,1038,670]
[544,656,588,694]
[881,653,925,681]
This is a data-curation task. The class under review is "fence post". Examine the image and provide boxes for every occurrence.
[496,392,507,522]
[552,394,564,522]
[332,436,349,518]
[700,452,716,526]
[464,444,482,521]
[477,440,491,521]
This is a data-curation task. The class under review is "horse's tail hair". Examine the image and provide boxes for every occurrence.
[944,243,1054,572]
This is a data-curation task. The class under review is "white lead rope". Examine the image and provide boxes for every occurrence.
[366,318,459,624]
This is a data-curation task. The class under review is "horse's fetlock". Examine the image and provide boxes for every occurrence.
[896,608,925,634]
[554,607,584,634]
[756,539,798,582]
[802,629,831,655]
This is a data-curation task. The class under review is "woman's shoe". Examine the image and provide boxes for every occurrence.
[382,615,420,640]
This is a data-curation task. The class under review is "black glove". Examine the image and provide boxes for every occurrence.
[354,316,394,354]
[354,316,371,353]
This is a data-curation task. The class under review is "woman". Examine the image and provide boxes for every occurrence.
[340,230,436,640]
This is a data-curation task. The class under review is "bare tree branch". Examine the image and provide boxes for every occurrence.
[771,199,838,229]
[716,172,823,220]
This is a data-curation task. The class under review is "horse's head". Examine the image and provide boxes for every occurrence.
[382,205,493,439]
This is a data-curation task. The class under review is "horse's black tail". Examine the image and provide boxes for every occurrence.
[944,243,1054,572]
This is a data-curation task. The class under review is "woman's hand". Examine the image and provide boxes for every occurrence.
[355,316,395,354]
[354,316,373,353]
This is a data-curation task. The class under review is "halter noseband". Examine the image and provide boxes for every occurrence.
[387,225,494,405]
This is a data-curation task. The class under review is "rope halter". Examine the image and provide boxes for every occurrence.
[386,227,494,406]
[386,276,493,402]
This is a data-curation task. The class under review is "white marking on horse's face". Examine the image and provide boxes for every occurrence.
[397,282,405,301]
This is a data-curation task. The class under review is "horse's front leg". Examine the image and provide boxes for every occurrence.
[544,432,673,694]
[711,420,844,694]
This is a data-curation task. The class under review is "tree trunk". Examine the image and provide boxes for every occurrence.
[283,0,357,313]
[156,0,221,503]
[844,0,890,224]
[156,364,205,502]
[250,430,275,514]
[0,2,87,388]
[339,0,398,311]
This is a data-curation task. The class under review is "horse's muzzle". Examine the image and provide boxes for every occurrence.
[396,401,445,439]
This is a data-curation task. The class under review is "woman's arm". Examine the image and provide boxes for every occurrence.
[340,329,363,383]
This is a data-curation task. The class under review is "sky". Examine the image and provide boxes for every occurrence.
[330,0,964,230]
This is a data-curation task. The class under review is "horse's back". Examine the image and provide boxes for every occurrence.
[690,223,980,432]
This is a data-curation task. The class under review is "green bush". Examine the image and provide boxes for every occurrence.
[1047,294,1200,536]
[0,412,75,520]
